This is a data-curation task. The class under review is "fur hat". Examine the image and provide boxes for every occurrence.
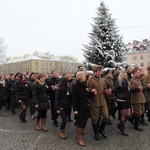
[92,66,102,71]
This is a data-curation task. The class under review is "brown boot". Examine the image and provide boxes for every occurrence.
[42,118,48,132]
[77,128,86,146]
[59,130,67,139]
[35,119,41,131]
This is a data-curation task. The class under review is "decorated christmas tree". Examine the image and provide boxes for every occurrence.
[83,1,126,69]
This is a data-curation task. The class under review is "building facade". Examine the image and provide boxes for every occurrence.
[0,55,82,75]
[125,39,150,73]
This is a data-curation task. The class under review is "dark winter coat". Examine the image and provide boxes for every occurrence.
[47,77,59,100]
[55,86,70,110]
[0,81,7,105]
[27,78,35,98]
[32,81,50,110]
[16,80,29,102]
[113,80,131,101]
[7,79,16,96]
[72,80,94,118]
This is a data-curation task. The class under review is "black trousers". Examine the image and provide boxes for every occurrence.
[50,99,58,121]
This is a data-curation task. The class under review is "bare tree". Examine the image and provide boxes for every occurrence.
[0,38,7,64]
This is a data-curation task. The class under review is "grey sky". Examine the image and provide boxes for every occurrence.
[0,0,150,62]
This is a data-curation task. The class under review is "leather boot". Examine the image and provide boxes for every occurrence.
[19,114,23,123]
[117,121,128,136]
[77,128,86,146]
[59,130,67,139]
[22,114,27,123]
[134,116,144,131]
[35,119,41,130]
[42,118,48,132]
[99,121,108,137]
[147,110,150,122]
[128,115,135,126]
[92,124,100,141]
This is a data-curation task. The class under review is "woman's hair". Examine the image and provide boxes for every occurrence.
[37,73,44,80]
[118,71,130,87]
[59,77,68,88]
[76,71,85,81]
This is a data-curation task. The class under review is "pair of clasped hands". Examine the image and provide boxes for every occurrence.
[73,88,112,115]
[138,83,150,91]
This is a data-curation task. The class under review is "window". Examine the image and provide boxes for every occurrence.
[46,62,48,66]
[42,68,44,72]
[140,55,144,60]
[49,63,52,66]
[46,68,48,72]
[42,62,44,66]
[134,56,137,60]
[141,62,144,67]
[35,62,38,66]
[36,68,38,72]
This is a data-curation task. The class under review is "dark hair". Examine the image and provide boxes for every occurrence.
[59,77,68,88]
[78,65,83,69]
[10,73,14,77]
[105,70,111,75]
[30,72,35,76]
[125,65,129,70]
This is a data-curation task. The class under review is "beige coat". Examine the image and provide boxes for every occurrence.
[130,77,146,104]
[87,77,108,107]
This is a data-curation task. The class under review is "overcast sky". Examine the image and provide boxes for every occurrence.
[0,0,150,61]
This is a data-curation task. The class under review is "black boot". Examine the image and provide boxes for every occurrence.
[99,121,108,138]
[106,118,112,125]
[134,116,144,131]
[140,114,148,126]
[128,115,135,126]
[147,110,150,122]
[117,121,128,136]
[22,114,27,123]
[19,114,23,123]
[111,107,118,119]
[92,124,100,141]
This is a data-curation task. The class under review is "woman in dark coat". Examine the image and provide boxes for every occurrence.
[113,71,131,136]
[55,77,70,139]
[16,74,29,123]
[72,71,97,146]
[0,75,7,116]
[32,73,50,131]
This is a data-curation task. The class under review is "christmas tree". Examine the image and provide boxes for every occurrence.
[83,1,126,69]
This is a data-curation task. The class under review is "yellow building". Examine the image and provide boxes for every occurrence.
[0,55,82,75]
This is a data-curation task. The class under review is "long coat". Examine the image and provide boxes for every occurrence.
[130,77,146,104]
[32,81,49,110]
[16,80,29,103]
[72,80,93,120]
[87,77,108,107]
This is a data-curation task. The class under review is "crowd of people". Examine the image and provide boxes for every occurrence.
[0,65,150,146]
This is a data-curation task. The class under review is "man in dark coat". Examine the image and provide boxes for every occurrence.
[7,74,17,115]
[47,70,60,127]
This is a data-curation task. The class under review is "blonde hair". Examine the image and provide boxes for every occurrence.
[118,71,130,87]
[76,71,85,81]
